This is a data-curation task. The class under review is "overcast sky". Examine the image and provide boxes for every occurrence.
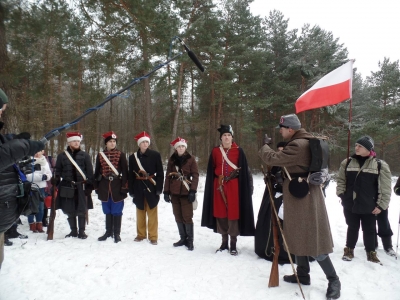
[250,0,400,79]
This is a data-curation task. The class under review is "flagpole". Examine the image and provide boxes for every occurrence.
[347,98,352,159]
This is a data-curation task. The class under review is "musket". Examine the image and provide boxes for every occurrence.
[262,165,305,299]
[47,156,57,240]
[168,171,192,186]
[217,175,228,207]
[133,170,151,193]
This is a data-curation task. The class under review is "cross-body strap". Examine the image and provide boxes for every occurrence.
[175,165,190,191]
[133,152,156,185]
[100,152,119,176]
[64,150,87,181]
[219,146,238,170]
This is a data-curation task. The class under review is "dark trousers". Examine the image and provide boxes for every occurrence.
[171,195,193,224]
[343,208,376,252]
[376,208,393,237]
[216,218,239,237]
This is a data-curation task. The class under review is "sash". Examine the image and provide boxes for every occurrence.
[100,152,119,176]
[64,151,87,181]
[219,146,238,170]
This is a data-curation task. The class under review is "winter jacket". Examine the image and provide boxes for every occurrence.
[55,147,94,214]
[163,151,199,196]
[25,155,52,188]
[128,148,164,210]
[258,128,334,256]
[336,155,392,214]
[94,148,128,202]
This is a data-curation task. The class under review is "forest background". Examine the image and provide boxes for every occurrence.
[1,0,400,173]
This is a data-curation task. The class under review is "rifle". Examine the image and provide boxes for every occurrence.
[47,156,57,240]
[262,165,280,287]
[262,165,305,299]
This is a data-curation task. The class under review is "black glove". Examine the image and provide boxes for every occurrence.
[188,191,196,203]
[42,174,48,181]
[27,140,45,156]
[95,190,98,194]
[164,193,171,203]
[50,176,58,185]
[130,194,135,203]
[263,134,272,145]
[120,189,128,196]
[395,188,400,196]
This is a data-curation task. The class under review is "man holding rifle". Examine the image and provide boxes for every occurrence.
[201,125,254,256]
[258,114,341,300]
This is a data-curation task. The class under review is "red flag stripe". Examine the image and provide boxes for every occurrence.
[295,79,351,113]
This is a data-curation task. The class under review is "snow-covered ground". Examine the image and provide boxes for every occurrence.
[1,175,399,300]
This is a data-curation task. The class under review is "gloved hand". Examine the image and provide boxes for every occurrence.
[164,193,171,203]
[95,189,98,194]
[42,174,48,181]
[188,191,196,203]
[120,189,128,196]
[27,140,45,156]
[130,194,135,203]
[50,176,58,185]
[263,134,272,145]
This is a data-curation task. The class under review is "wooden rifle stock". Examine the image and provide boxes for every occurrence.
[47,159,57,240]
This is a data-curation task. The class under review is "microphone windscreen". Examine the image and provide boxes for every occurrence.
[187,50,205,72]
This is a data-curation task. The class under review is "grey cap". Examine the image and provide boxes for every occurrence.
[276,114,301,130]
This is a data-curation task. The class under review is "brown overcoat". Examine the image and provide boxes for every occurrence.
[164,152,199,196]
[258,128,334,256]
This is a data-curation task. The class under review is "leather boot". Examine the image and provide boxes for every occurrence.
[77,216,88,239]
[65,217,78,238]
[98,214,113,241]
[4,235,13,246]
[283,256,311,285]
[230,236,238,256]
[36,222,45,233]
[216,234,229,252]
[173,222,187,247]
[29,223,38,233]
[185,223,194,251]
[113,215,122,243]
[317,256,341,299]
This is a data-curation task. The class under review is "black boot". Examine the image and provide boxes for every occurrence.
[173,223,187,247]
[65,217,78,238]
[230,236,238,256]
[216,234,229,252]
[42,208,48,227]
[317,256,341,299]
[98,214,113,241]
[5,224,28,239]
[283,256,311,285]
[78,216,87,239]
[185,223,194,251]
[113,215,122,243]
[4,235,13,246]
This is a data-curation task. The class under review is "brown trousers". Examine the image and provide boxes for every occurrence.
[171,195,193,224]
[216,218,239,238]
[136,198,158,241]
[0,232,4,270]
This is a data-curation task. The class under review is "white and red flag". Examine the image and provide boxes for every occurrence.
[295,60,354,113]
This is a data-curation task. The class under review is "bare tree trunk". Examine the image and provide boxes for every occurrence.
[170,62,185,155]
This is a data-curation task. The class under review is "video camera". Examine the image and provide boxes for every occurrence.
[18,157,39,174]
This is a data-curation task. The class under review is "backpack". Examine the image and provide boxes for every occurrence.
[296,138,329,172]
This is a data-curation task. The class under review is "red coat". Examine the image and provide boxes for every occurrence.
[211,143,240,219]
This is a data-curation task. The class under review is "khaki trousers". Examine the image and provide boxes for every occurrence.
[136,198,158,241]
[216,218,239,237]
[0,232,4,270]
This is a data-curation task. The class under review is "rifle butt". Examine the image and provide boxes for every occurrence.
[268,261,279,287]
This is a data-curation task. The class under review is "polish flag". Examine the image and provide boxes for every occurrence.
[295,60,354,113]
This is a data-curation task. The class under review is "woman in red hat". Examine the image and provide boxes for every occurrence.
[163,137,199,250]
[94,131,128,243]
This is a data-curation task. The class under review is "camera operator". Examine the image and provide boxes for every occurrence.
[0,89,45,271]
[24,150,52,233]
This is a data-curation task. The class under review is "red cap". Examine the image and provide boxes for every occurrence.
[66,132,82,142]
[134,131,151,146]
[170,137,187,149]
[102,131,117,144]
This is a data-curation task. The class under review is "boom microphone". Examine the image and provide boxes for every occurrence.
[177,37,205,72]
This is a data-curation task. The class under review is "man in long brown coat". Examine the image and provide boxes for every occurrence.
[258,113,341,300]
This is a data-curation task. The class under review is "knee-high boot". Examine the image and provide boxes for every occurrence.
[185,223,194,251]
[173,222,187,247]
[78,216,87,239]
[98,214,113,241]
[317,256,341,299]
[113,215,122,243]
[65,217,78,238]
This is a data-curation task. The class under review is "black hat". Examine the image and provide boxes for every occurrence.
[356,136,374,151]
[217,125,234,139]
